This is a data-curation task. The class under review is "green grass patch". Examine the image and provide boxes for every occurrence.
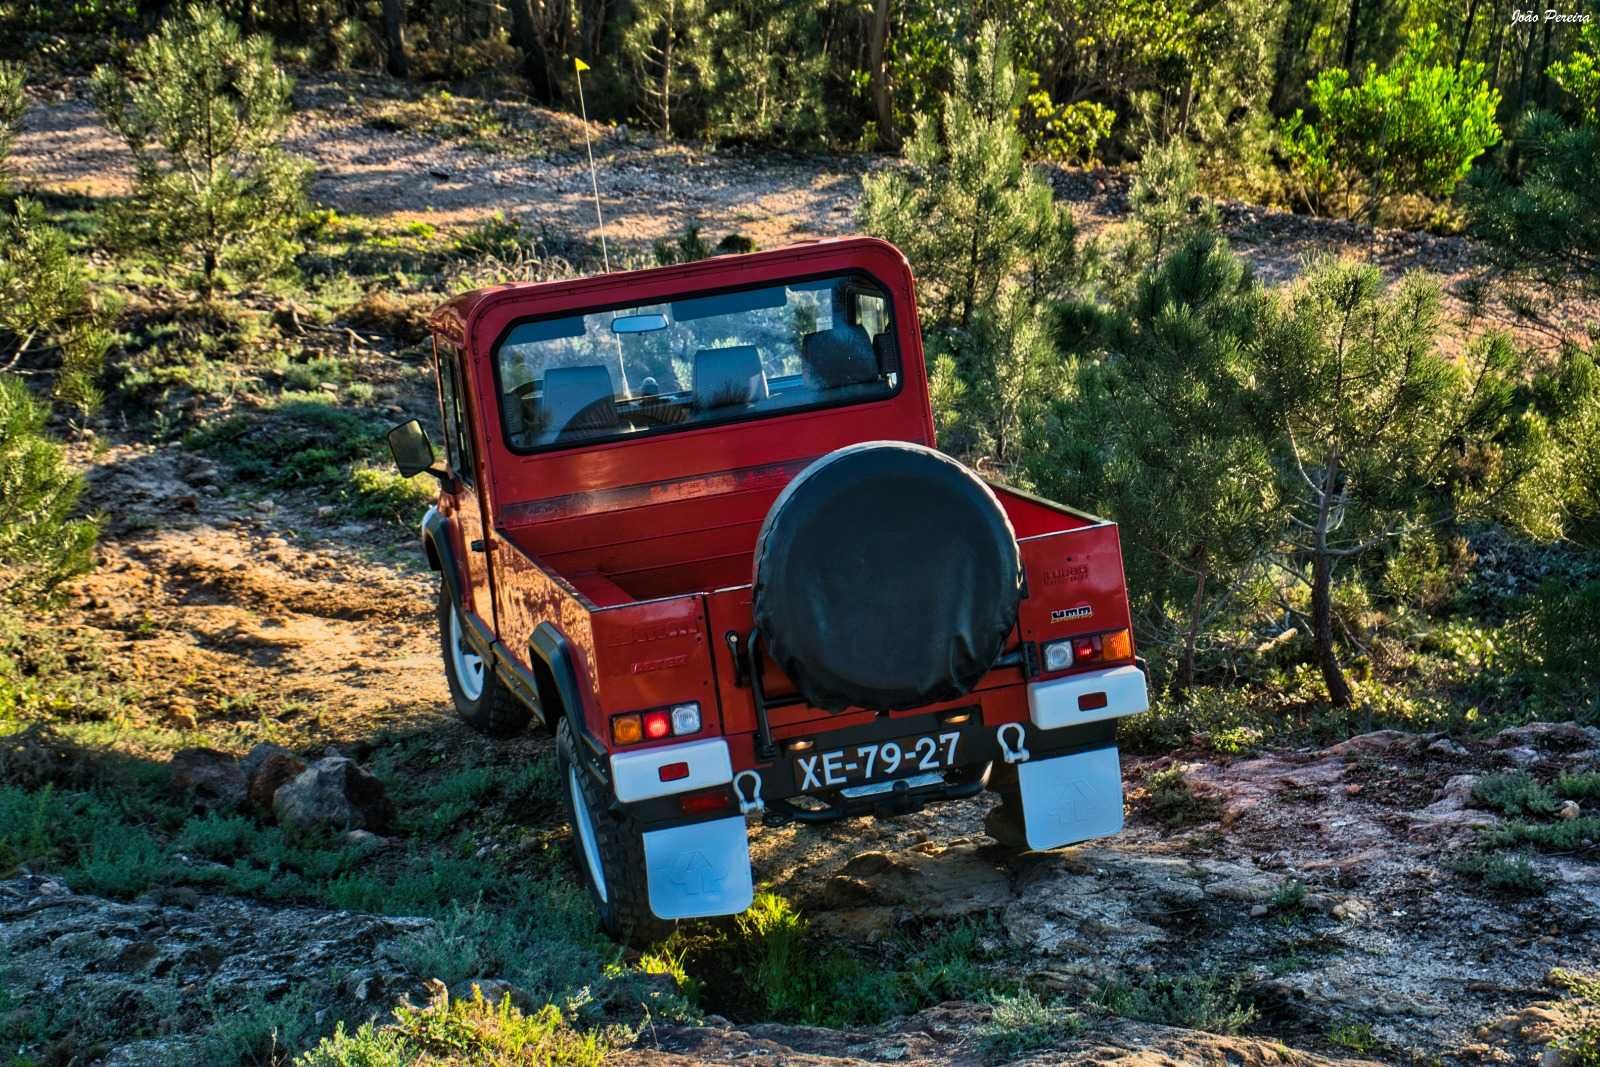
[666,893,1010,1027]
[1326,1020,1380,1053]
[300,987,610,1067]
[185,399,388,493]
[1141,767,1223,827]
[1472,771,1562,816]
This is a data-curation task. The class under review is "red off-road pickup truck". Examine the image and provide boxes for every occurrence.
[387,237,1149,944]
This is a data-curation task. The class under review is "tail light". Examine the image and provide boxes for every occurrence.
[611,702,703,746]
[1041,628,1134,674]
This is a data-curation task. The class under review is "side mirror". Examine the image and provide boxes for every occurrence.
[387,419,441,481]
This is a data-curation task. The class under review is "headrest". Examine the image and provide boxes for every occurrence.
[541,365,618,437]
[802,323,880,389]
[693,346,769,410]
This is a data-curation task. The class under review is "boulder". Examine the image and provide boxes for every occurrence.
[273,756,395,834]
[168,748,246,814]
[241,743,308,815]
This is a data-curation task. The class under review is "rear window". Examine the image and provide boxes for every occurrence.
[493,272,900,453]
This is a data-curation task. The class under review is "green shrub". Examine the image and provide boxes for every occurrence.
[1483,817,1600,853]
[185,401,386,494]
[1448,851,1548,895]
[1280,26,1500,220]
[1472,772,1561,817]
[0,377,100,602]
[91,4,310,290]
[1558,772,1600,802]
[1095,970,1257,1034]
[976,988,1083,1058]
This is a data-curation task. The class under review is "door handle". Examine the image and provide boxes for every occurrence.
[470,539,488,553]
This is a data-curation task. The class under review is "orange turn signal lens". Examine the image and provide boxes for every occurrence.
[1102,628,1134,662]
[611,714,643,745]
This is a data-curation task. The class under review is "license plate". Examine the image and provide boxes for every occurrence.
[793,730,963,793]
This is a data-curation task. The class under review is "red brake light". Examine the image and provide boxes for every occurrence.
[643,710,671,739]
[1074,636,1099,662]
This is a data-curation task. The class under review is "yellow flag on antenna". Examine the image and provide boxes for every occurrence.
[574,57,590,72]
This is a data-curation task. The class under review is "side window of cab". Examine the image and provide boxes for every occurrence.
[436,342,476,487]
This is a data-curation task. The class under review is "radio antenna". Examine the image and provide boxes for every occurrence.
[572,57,611,273]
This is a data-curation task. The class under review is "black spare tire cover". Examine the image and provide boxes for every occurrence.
[753,441,1022,712]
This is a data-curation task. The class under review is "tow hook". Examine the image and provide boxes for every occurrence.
[997,723,1031,765]
[733,770,765,815]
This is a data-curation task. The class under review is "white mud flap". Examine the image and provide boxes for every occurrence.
[642,815,754,920]
[1017,744,1125,851]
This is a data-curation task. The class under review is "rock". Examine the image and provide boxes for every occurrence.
[815,845,1013,919]
[1326,729,1413,757]
[1559,800,1582,821]
[1332,898,1372,922]
[1427,737,1471,758]
[248,752,308,814]
[1250,903,1269,917]
[273,756,395,834]
[168,748,246,813]
[342,828,392,850]
[1498,745,1542,768]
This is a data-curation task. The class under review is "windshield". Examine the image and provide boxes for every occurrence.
[493,272,900,452]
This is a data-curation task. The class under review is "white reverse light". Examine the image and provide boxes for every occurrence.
[1043,640,1074,672]
[670,702,701,735]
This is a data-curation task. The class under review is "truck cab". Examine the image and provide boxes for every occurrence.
[387,236,1149,944]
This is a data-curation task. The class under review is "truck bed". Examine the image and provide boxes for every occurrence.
[501,482,1099,607]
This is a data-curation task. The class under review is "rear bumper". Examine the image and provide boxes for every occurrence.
[610,738,733,803]
[1027,664,1149,729]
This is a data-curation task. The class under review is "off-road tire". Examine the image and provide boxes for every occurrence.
[438,584,528,738]
[984,762,1029,850]
[555,717,674,947]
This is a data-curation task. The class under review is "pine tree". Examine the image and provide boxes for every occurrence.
[0,62,24,193]
[1258,261,1533,706]
[1026,236,1281,692]
[0,376,99,602]
[860,22,1075,331]
[91,5,310,292]
[1465,111,1600,296]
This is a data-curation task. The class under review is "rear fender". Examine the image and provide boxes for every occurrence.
[531,622,608,767]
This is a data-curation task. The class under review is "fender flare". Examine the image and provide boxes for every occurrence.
[530,622,607,763]
[421,506,465,611]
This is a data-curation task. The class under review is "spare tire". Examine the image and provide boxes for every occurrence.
[753,441,1022,712]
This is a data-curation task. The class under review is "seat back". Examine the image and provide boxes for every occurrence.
[693,345,769,410]
[541,365,619,437]
[802,323,880,389]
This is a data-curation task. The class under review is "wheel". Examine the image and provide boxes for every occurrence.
[555,717,674,947]
[438,584,528,738]
[983,761,1029,850]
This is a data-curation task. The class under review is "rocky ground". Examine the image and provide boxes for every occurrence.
[4,435,1597,1063]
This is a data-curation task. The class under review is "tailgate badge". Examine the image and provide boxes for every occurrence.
[1050,605,1094,623]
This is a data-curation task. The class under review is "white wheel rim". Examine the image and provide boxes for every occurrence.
[569,766,609,902]
[449,606,485,702]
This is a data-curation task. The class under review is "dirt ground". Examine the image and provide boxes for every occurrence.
[14,75,1595,354]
